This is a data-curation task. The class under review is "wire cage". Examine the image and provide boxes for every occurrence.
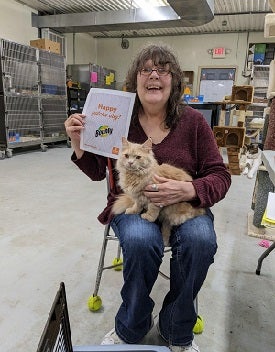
[41,97,67,141]
[39,50,66,96]
[0,38,68,156]
[4,95,41,144]
[0,38,38,95]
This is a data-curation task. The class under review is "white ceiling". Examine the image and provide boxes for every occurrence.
[18,0,274,38]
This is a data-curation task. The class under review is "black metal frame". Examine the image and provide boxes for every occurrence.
[37,282,73,352]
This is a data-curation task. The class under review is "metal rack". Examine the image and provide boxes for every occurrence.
[250,64,270,100]
[66,63,116,92]
[39,50,67,145]
[0,38,67,158]
[246,64,270,144]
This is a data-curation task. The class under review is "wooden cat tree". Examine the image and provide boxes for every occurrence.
[213,85,254,175]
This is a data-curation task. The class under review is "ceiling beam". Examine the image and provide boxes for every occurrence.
[33,1,214,33]
[167,0,213,19]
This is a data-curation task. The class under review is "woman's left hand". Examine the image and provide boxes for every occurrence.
[143,174,197,207]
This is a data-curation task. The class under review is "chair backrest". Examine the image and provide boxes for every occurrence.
[107,158,115,192]
[37,282,73,352]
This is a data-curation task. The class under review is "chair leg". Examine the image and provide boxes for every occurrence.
[116,243,122,261]
[112,243,123,271]
[256,241,275,275]
[92,224,111,297]
[88,224,123,311]
[194,295,198,314]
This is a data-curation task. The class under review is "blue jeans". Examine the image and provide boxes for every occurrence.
[110,208,217,346]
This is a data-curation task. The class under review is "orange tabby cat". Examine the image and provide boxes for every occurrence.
[112,137,205,245]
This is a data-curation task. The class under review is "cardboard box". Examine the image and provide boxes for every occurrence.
[30,39,60,54]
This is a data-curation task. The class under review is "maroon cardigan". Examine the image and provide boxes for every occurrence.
[73,106,231,224]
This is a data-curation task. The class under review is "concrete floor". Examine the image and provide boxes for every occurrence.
[1,144,275,352]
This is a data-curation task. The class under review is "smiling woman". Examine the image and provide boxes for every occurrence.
[135,58,170,138]
[125,45,184,130]
[136,58,173,143]
[65,43,231,352]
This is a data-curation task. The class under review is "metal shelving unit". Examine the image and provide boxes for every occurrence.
[250,64,270,100]
[66,63,116,92]
[0,38,67,158]
[246,65,270,144]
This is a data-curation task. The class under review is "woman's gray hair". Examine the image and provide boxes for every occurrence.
[125,44,184,128]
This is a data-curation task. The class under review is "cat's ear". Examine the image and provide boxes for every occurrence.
[142,137,153,151]
[121,136,129,147]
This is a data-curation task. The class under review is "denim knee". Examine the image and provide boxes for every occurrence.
[171,209,217,259]
[111,213,164,257]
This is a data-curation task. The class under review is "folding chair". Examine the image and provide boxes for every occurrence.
[37,282,170,352]
[87,160,204,334]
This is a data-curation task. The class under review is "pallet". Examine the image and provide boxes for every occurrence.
[247,210,275,241]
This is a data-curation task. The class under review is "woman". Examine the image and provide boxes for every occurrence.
[65,44,231,352]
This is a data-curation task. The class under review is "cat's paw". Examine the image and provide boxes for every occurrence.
[141,213,156,222]
[242,166,249,175]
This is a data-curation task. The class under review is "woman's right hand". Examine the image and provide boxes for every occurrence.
[65,113,85,140]
[64,113,86,159]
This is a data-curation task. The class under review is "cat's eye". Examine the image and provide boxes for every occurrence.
[124,154,129,158]
[136,156,141,159]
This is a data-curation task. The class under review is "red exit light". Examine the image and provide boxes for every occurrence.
[213,47,226,58]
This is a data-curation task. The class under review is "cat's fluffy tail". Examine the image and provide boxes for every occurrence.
[112,194,134,214]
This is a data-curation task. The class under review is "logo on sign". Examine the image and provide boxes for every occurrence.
[95,125,113,137]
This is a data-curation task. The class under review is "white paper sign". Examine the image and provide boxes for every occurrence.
[80,88,136,158]
[266,192,275,221]
[199,80,234,102]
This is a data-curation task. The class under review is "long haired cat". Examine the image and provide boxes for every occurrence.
[112,137,205,245]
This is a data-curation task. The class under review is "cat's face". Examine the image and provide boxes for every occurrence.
[118,139,154,172]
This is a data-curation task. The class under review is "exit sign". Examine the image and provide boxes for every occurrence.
[212,47,226,58]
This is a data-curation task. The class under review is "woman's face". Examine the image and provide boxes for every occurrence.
[136,59,172,110]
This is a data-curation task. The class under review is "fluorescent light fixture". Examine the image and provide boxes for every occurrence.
[134,0,179,21]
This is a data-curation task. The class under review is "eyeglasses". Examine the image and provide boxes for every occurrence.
[140,67,170,76]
